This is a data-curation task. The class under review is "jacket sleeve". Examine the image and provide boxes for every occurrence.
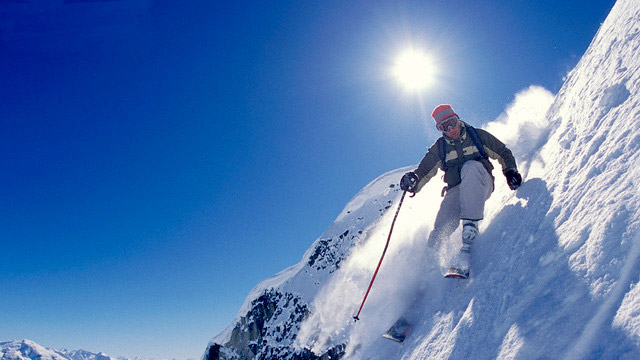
[477,129,518,172]
[413,140,442,192]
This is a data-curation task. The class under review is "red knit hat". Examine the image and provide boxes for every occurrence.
[431,104,457,124]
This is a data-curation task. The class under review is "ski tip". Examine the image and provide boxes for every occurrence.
[444,274,468,279]
[444,267,469,279]
[382,333,405,343]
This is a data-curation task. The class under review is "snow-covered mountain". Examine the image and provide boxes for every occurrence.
[205,0,640,358]
[0,340,117,360]
[61,349,114,360]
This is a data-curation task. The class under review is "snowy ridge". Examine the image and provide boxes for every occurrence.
[0,340,68,360]
[209,164,420,358]
[61,349,115,360]
[205,0,640,358]
[0,340,117,360]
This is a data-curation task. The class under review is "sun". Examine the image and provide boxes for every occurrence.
[392,49,436,91]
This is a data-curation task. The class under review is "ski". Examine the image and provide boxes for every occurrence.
[381,261,439,343]
[444,267,469,279]
[382,317,411,343]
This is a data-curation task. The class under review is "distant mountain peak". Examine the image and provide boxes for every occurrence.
[0,340,117,360]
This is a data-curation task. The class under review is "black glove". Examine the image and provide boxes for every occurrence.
[504,169,522,190]
[400,171,419,192]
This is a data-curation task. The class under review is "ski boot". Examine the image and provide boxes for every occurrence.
[445,220,477,279]
[462,220,479,242]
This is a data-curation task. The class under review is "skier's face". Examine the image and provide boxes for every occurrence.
[438,116,461,139]
[444,124,461,139]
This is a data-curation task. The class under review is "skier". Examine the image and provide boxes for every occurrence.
[400,104,522,279]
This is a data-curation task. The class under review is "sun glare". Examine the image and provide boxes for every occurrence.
[392,49,436,91]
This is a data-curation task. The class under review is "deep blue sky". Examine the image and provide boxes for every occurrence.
[1,0,616,358]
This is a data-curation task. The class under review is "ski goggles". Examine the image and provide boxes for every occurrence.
[436,115,460,132]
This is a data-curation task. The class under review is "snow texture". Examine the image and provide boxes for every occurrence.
[207,0,640,358]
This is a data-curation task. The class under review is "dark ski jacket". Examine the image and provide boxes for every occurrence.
[413,122,518,193]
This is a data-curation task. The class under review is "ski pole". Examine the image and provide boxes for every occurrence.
[353,190,408,321]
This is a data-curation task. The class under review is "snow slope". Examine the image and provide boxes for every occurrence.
[206,0,640,358]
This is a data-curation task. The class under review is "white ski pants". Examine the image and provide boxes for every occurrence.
[427,160,493,249]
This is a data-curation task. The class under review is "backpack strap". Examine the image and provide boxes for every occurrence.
[438,124,487,168]
[465,124,488,159]
[437,137,449,196]
[438,137,448,170]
